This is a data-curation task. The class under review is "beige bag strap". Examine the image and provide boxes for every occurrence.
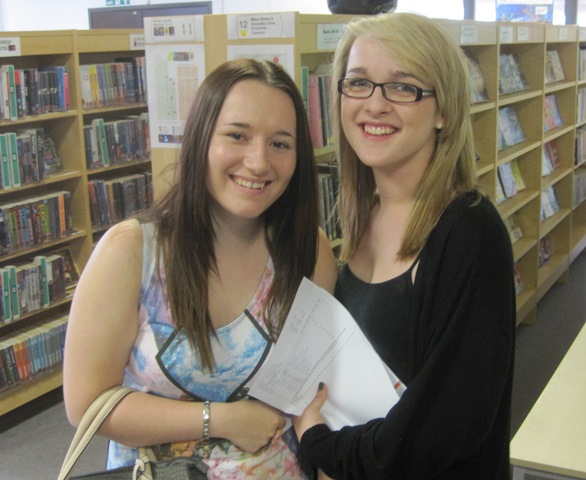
[58,386,135,480]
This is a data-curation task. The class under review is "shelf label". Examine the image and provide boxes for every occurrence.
[228,13,295,40]
[517,26,530,42]
[0,37,21,57]
[317,23,345,50]
[580,30,586,42]
[558,28,568,41]
[460,25,478,44]
[129,34,145,50]
[499,26,514,44]
[144,16,204,43]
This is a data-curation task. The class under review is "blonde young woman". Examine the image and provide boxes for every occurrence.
[64,59,337,479]
[294,13,515,479]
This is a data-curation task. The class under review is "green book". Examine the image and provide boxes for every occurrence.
[6,132,21,188]
[0,65,17,121]
[0,134,12,189]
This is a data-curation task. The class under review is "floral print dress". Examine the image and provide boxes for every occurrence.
[107,222,308,479]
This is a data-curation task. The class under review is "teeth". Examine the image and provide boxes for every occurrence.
[235,178,267,190]
[364,125,397,135]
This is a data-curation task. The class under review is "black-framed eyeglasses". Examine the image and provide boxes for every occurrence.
[338,78,435,104]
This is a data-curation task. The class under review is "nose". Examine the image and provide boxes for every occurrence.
[364,85,392,115]
[243,142,271,175]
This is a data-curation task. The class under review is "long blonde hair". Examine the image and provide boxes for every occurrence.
[332,12,478,261]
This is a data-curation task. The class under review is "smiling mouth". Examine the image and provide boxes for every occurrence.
[363,124,398,135]
[234,177,268,190]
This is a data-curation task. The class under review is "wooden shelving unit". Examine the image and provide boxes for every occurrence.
[0,28,149,416]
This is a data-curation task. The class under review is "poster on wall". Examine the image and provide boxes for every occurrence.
[495,0,553,23]
[144,16,205,149]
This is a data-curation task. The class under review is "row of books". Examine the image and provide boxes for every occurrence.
[79,57,147,109]
[317,162,339,242]
[496,159,526,203]
[575,126,586,167]
[541,185,560,222]
[0,129,63,190]
[0,191,73,257]
[302,65,333,149]
[84,113,150,170]
[0,314,67,394]
[88,172,153,228]
[0,65,70,121]
[0,247,78,325]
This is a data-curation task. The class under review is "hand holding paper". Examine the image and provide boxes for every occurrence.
[247,278,404,430]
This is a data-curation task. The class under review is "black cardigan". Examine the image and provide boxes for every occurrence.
[299,192,516,479]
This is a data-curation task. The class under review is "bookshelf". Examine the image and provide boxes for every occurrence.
[0,29,149,416]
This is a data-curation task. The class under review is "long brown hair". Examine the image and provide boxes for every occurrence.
[143,59,319,371]
[332,13,478,261]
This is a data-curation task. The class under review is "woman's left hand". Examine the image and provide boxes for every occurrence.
[292,382,328,440]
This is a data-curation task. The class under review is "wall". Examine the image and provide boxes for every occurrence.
[0,0,331,31]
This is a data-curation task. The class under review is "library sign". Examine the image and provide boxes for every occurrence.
[106,0,130,5]
[496,0,553,23]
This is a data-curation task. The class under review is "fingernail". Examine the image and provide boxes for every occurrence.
[318,382,324,391]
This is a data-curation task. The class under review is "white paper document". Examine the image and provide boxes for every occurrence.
[247,278,403,430]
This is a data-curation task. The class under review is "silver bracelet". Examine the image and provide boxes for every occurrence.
[202,401,211,440]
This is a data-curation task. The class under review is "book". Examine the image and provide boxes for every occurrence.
[0,133,12,190]
[42,136,63,175]
[495,177,506,204]
[545,50,565,84]
[307,73,324,148]
[498,162,518,198]
[542,140,560,176]
[513,264,524,295]
[538,235,554,267]
[0,65,17,121]
[541,186,560,221]
[467,55,488,103]
[509,159,526,191]
[498,106,526,149]
[499,53,529,95]
[505,214,523,244]
[51,246,80,289]
[544,94,563,131]
[5,132,21,188]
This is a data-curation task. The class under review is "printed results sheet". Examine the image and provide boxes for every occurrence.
[248,278,403,430]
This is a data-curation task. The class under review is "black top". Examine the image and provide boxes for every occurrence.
[335,258,417,383]
[299,192,516,480]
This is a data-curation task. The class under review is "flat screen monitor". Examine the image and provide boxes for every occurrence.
[88,2,212,29]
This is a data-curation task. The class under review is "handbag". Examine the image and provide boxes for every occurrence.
[58,386,208,480]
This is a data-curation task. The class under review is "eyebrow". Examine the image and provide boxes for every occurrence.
[222,122,295,138]
[345,67,419,82]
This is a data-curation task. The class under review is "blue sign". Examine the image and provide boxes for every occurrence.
[496,3,553,23]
